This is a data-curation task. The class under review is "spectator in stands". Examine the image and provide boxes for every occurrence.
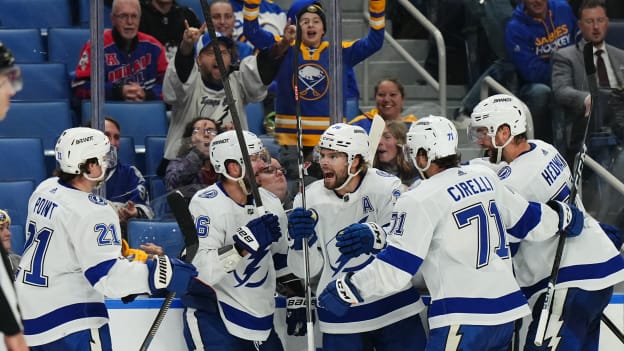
[255,157,291,208]
[505,0,577,147]
[74,0,169,101]
[0,210,20,277]
[350,78,417,132]
[161,20,294,172]
[231,0,286,46]
[243,0,386,180]
[552,0,624,165]
[165,117,220,199]
[139,0,201,61]
[208,0,254,61]
[0,42,28,351]
[374,120,418,187]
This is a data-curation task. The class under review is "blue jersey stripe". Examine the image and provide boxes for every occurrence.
[84,258,117,286]
[376,245,423,275]
[428,290,526,317]
[219,300,273,331]
[318,287,421,323]
[507,202,542,239]
[23,302,108,335]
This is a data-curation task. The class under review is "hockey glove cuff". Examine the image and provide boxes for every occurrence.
[318,273,363,317]
[547,201,584,237]
[336,222,386,258]
[147,255,198,295]
[234,214,282,254]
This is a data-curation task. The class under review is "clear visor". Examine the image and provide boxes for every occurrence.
[402,143,417,167]
[107,146,118,169]
[468,126,489,143]
[249,149,270,164]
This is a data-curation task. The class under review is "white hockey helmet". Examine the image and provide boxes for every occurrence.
[317,123,370,163]
[210,130,269,181]
[55,127,112,176]
[405,116,458,174]
[470,94,529,139]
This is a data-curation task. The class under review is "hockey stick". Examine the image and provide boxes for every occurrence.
[601,313,624,344]
[293,21,315,351]
[199,0,265,212]
[534,42,596,346]
[368,114,385,161]
[139,190,200,351]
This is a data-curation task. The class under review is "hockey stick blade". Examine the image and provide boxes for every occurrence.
[139,190,199,351]
[368,114,385,162]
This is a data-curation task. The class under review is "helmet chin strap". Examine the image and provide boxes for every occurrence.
[334,165,362,192]
[492,135,513,164]
[415,158,432,180]
[83,166,107,186]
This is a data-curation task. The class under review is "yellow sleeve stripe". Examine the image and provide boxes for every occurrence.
[243,7,260,21]
[369,0,386,14]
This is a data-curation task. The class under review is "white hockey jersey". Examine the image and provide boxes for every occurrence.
[350,164,566,330]
[162,55,267,159]
[188,182,290,341]
[288,169,425,334]
[497,140,624,303]
[14,178,151,346]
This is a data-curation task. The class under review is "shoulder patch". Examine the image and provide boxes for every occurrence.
[198,189,219,199]
[376,169,395,177]
[88,193,108,206]
[497,165,512,180]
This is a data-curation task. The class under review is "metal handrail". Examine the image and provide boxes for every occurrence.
[361,0,446,114]
[584,156,624,195]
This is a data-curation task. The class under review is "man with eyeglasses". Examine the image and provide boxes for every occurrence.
[73,0,168,102]
[552,0,624,166]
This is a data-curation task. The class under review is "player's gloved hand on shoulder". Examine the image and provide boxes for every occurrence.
[147,255,198,295]
[336,222,386,258]
[286,295,315,336]
[287,208,317,250]
[547,201,584,237]
[318,273,363,317]
[234,213,281,254]
[599,222,623,250]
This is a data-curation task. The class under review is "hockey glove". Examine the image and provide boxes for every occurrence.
[547,201,584,237]
[234,213,281,254]
[286,296,315,336]
[318,273,363,317]
[599,222,623,250]
[146,255,198,295]
[335,222,386,258]
[287,208,318,250]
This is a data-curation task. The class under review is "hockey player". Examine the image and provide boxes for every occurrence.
[0,41,28,351]
[287,123,427,350]
[469,94,624,350]
[318,116,585,350]
[184,130,304,350]
[13,127,198,350]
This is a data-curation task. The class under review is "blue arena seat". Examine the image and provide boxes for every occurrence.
[12,63,70,101]
[0,0,72,29]
[117,136,137,167]
[0,29,45,63]
[246,102,265,136]
[1,101,73,154]
[9,224,25,256]
[78,0,112,28]
[127,220,185,257]
[606,20,624,50]
[81,102,169,154]
[0,138,46,185]
[47,27,90,78]
[0,180,36,232]
[144,136,166,177]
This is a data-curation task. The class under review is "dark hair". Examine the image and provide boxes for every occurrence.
[578,0,607,18]
[432,154,461,170]
[53,158,98,182]
[373,78,405,98]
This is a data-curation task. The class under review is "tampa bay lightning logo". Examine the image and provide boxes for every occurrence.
[198,189,218,199]
[233,249,269,288]
[328,216,375,277]
[88,193,108,206]
[294,64,329,101]
[497,165,512,180]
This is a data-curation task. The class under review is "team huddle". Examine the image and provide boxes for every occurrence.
[8,94,623,351]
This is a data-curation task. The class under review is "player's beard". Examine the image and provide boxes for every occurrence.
[488,147,500,164]
[323,168,349,190]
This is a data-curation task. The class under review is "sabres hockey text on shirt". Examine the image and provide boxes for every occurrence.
[33,197,59,219]
[447,176,494,202]
[540,153,567,186]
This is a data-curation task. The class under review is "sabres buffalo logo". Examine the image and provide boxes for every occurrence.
[293,63,329,101]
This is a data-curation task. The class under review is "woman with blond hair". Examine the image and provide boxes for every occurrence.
[374,120,418,187]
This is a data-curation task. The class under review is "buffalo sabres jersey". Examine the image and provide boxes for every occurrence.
[288,168,425,334]
[14,178,151,346]
[162,55,267,159]
[350,165,566,329]
[497,140,624,303]
[188,182,290,341]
